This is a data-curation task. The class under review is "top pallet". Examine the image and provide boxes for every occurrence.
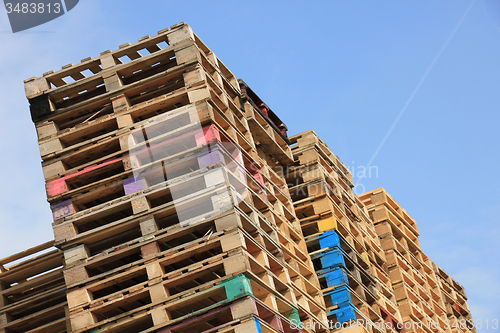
[23,22,239,122]
[359,187,419,237]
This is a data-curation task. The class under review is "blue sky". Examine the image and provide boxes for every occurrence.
[0,0,498,330]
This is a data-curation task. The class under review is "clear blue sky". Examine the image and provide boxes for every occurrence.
[0,0,498,330]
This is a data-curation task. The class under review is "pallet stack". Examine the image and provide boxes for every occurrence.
[286,130,404,333]
[18,22,329,333]
[0,21,478,333]
[0,242,67,333]
[432,264,474,333]
[359,189,475,333]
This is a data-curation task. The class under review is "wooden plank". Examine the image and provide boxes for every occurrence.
[1,301,67,332]
[243,102,293,166]
[0,250,63,285]
[0,240,54,266]
[0,269,63,300]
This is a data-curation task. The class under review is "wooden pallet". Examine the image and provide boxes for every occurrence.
[51,166,291,251]
[432,265,475,333]
[62,210,227,281]
[432,264,467,301]
[57,202,320,296]
[237,80,293,166]
[63,220,312,299]
[39,98,255,182]
[52,180,303,277]
[29,37,194,122]
[292,186,382,261]
[287,145,374,242]
[243,101,293,166]
[324,296,384,333]
[153,296,313,333]
[292,184,370,238]
[314,254,378,304]
[289,178,342,206]
[35,67,249,165]
[68,252,264,325]
[298,208,367,261]
[386,250,436,295]
[69,271,305,333]
[370,205,420,249]
[290,131,353,188]
[41,125,282,237]
[306,230,376,280]
[359,189,419,237]
[50,163,232,226]
[298,192,355,230]
[44,129,258,205]
[294,194,345,227]
[378,305,405,333]
[64,228,290,299]
[25,23,240,120]
[288,152,350,195]
[74,297,318,333]
[378,235,436,289]
[25,24,179,94]
[380,250,471,333]
[378,292,403,324]
[58,203,327,331]
[0,242,68,333]
[39,99,204,170]
[398,302,442,333]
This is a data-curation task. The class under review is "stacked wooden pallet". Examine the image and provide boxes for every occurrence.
[287,130,403,332]
[237,85,328,331]
[5,20,478,333]
[0,241,67,333]
[359,189,475,333]
[432,264,474,333]
[20,23,327,333]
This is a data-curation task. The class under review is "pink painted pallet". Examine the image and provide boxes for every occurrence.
[48,124,266,222]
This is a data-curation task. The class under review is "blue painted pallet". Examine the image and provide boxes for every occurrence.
[308,230,377,324]
[322,267,349,288]
[324,285,358,323]
[318,230,343,250]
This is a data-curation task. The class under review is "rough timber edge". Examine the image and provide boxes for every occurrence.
[358,187,419,235]
[23,22,192,100]
[0,239,63,287]
[289,129,354,187]
[0,240,56,268]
